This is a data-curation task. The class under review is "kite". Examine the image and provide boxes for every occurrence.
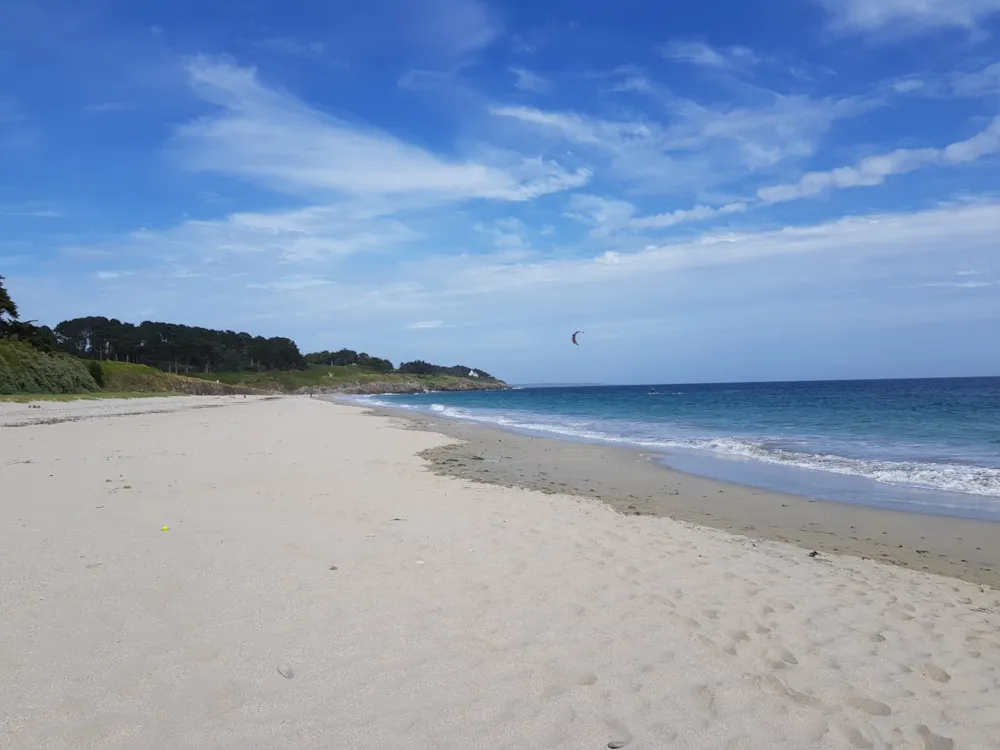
[571,330,584,345]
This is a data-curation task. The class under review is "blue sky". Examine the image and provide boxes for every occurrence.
[2,0,999,384]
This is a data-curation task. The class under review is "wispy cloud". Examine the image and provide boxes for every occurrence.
[510,67,551,92]
[179,56,588,201]
[758,116,1000,203]
[405,320,444,329]
[436,200,1000,298]
[628,201,748,230]
[817,0,1000,35]
[952,62,1000,97]
[565,195,638,237]
[118,203,424,263]
[83,101,132,114]
[659,40,761,69]
[474,217,532,249]
[892,79,926,94]
[881,63,1000,99]
[914,280,993,288]
[491,92,871,192]
[0,202,62,218]
[246,275,331,291]
[405,0,501,58]
[258,37,326,60]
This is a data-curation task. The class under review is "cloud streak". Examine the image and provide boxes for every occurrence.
[659,40,760,69]
[758,116,1000,203]
[490,91,869,193]
[258,37,326,60]
[511,67,551,92]
[817,0,1000,35]
[179,56,588,202]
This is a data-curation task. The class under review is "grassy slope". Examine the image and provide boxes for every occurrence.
[0,391,176,403]
[184,365,507,393]
[1,352,504,400]
[0,357,262,401]
[97,362,262,395]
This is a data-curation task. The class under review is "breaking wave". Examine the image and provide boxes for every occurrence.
[418,403,1000,499]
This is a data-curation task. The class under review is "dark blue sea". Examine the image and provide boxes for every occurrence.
[356,378,1000,520]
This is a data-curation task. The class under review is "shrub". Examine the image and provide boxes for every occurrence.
[88,360,105,388]
[0,340,99,394]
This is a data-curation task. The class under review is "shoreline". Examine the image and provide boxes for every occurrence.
[355,401,1000,588]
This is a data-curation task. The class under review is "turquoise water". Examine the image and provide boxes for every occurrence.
[356,378,1000,520]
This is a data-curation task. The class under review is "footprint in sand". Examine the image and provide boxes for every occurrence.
[846,695,893,716]
[916,725,955,750]
[835,722,875,749]
[923,664,951,683]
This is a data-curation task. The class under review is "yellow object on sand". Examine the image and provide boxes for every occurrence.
[161,526,169,531]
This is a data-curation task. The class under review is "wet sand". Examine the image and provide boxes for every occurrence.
[361,404,1000,589]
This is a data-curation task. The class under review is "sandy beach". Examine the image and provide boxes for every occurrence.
[2,396,999,749]
[367,405,1000,588]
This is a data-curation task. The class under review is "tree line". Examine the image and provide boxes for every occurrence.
[51,316,305,373]
[1,277,496,379]
[304,350,494,379]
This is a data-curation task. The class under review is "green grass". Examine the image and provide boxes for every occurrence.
[95,361,260,395]
[183,364,503,393]
[0,355,502,400]
[0,391,182,403]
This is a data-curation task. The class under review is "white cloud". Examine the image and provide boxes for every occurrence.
[510,67,551,92]
[817,0,1000,34]
[892,79,926,93]
[407,0,500,57]
[178,56,588,202]
[405,320,444,329]
[434,200,1000,299]
[0,202,62,218]
[474,217,532,249]
[491,92,867,192]
[246,276,331,291]
[84,101,132,114]
[609,75,654,94]
[95,271,129,280]
[120,202,424,262]
[915,280,993,288]
[659,40,761,69]
[758,116,1000,203]
[29,200,1000,376]
[629,202,748,230]
[952,62,1000,97]
[259,38,326,60]
[565,195,637,237]
[881,63,1000,100]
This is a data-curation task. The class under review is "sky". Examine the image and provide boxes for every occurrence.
[1,0,999,385]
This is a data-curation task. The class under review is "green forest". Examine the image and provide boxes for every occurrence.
[1,275,501,395]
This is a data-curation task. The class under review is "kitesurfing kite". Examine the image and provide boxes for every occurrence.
[571,330,584,345]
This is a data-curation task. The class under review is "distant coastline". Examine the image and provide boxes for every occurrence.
[1,280,506,398]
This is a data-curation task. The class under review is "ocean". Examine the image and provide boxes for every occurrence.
[355,377,1000,521]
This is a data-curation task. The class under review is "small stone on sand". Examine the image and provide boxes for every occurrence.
[278,664,294,679]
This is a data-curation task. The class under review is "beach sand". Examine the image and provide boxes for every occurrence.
[366,405,1000,589]
[2,396,998,749]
